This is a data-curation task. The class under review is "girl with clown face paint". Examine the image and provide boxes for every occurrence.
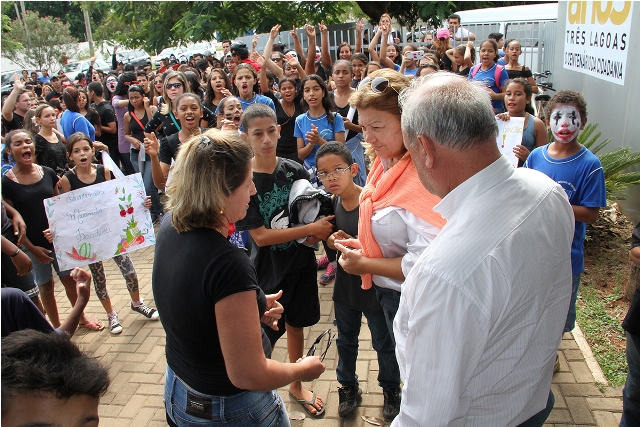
[523,90,606,341]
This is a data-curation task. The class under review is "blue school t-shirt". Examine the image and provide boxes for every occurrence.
[239,94,276,113]
[468,63,509,113]
[524,145,606,275]
[404,67,418,77]
[294,112,345,168]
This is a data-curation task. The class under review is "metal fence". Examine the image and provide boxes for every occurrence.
[236,19,556,77]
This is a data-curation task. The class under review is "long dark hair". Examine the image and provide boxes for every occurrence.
[299,74,335,123]
[114,72,137,97]
[204,68,232,109]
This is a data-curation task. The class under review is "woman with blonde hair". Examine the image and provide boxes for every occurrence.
[144,71,191,138]
[153,128,325,427]
[334,69,446,421]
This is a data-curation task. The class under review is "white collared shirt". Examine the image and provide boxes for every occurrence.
[393,155,574,427]
[371,207,440,292]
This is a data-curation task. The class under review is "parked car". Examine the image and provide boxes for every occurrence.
[63,59,111,77]
[154,46,186,68]
[183,42,213,61]
[115,49,151,69]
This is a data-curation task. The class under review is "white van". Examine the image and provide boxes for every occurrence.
[454,3,558,75]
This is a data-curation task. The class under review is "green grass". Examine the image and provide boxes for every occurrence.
[576,279,628,386]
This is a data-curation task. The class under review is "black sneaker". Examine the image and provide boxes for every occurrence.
[338,386,362,417]
[382,387,401,420]
[131,302,159,320]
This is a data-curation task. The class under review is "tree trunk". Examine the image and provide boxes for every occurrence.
[626,263,640,301]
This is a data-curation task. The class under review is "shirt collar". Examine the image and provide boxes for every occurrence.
[435,155,513,220]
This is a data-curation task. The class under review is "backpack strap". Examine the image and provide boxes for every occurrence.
[494,64,505,87]
[470,64,482,78]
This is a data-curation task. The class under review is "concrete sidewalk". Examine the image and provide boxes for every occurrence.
[57,245,623,426]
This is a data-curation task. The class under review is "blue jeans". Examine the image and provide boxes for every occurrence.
[621,332,640,426]
[374,285,401,346]
[334,301,400,389]
[164,365,289,427]
[516,390,554,427]
[564,274,581,333]
[131,149,162,217]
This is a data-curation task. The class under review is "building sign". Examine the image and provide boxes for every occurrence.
[563,1,633,85]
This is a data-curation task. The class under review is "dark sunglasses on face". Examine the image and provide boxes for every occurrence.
[271,57,283,62]
[165,82,183,89]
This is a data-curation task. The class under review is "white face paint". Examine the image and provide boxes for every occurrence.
[106,77,117,93]
[550,105,582,144]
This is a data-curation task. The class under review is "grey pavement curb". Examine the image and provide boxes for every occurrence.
[572,324,609,386]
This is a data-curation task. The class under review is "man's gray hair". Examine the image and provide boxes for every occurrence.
[399,72,498,150]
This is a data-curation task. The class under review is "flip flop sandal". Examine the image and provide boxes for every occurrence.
[289,391,325,417]
[78,318,105,331]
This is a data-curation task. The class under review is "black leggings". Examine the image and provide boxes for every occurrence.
[117,151,135,175]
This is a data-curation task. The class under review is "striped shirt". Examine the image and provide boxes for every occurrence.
[393,155,574,426]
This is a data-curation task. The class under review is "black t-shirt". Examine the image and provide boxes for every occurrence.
[34,134,68,177]
[263,91,302,164]
[236,158,315,293]
[623,221,640,337]
[159,133,181,165]
[1,113,25,137]
[331,195,383,313]
[145,107,215,138]
[329,92,359,142]
[2,288,55,338]
[152,216,267,395]
[1,166,58,249]
[64,164,108,190]
[93,101,119,151]
[45,89,62,102]
[506,66,533,79]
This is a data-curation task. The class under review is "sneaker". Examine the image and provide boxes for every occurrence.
[338,386,361,417]
[319,262,337,285]
[382,387,401,420]
[109,315,123,334]
[131,302,160,320]
[317,254,329,270]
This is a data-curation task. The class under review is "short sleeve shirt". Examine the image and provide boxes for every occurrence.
[1,166,58,249]
[524,145,607,274]
[293,112,346,168]
[236,159,315,293]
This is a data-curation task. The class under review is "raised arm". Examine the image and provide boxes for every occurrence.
[355,19,364,54]
[367,27,383,62]
[379,25,396,69]
[304,24,317,76]
[319,21,332,71]
[290,26,307,68]
[262,25,285,79]
[2,74,24,122]
[463,41,474,68]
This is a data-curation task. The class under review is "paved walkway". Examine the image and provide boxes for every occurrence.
[55,245,624,426]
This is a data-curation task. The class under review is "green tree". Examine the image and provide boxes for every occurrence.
[15,1,105,42]
[2,14,22,51]
[1,11,77,72]
[95,1,356,53]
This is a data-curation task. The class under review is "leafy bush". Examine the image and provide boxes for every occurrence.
[580,123,640,201]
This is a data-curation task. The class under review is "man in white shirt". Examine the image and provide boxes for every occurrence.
[394,73,574,426]
[448,14,476,42]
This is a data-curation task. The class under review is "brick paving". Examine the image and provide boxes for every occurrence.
[52,244,624,426]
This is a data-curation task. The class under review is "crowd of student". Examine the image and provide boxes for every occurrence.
[3,11,639,427]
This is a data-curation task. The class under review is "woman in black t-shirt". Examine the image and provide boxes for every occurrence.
[203,68,233,128]
[153,129,325,427]
[144,93,203,191]
[29,105,68,177]
[1,130,102,331]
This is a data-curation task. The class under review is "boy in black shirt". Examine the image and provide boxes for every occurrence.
[237,104,334,417]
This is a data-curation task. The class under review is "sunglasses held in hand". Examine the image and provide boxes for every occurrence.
[306,329,333,362]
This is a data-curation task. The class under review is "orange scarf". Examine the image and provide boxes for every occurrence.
[358,152,446,289]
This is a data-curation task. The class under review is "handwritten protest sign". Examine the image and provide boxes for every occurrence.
[495,117,525,167]
[43,173,155,270]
